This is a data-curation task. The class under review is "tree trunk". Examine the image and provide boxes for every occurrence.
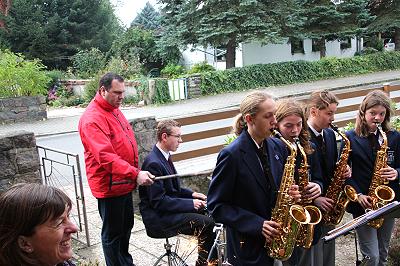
[395,27,400,51]
[225,37,236,69]
[319,37,326,58]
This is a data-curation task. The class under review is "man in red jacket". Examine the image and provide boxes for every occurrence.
[79,72,154,266]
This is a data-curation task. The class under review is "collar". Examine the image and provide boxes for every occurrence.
[308,122,323,137]
[94,92,118,112]
[156,143,170,161]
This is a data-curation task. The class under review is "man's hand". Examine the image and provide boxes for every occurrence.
[380,166,398,181]
[262,220,281,244]
[305,182,321,200]
[136,171,154,186]
[288,184,301,203]
[192,192,207,201]
[193,199,206,210]
[357,194,373,210]
[314,196,334,212]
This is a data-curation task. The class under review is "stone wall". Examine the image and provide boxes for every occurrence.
[61,79,139,98]
[0,131,41,192]
[186,75,202,99]
[0,96,47,124]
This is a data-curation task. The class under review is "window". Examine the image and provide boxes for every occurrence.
[340,38,352,50]
[312,39,320,52]
[290,38,304,54]
[215,47,226,62]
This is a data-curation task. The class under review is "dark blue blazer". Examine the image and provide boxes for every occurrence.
[207,130,288,266]
[308,128,338,194]
[345,129,400,216]
[139,145,194,238]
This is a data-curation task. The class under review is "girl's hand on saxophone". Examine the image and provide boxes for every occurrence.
[314,197,334,212]
[288,184,301,203]
[379,166,398,181]
[357,194,372,210]
[305,182,321,200]
[262,221,281,244]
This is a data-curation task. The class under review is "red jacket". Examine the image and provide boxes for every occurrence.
[78,92,139,198]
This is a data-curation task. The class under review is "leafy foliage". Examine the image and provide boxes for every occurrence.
[72,48,106,78]
[187,61,215,74]
[83,74,101,102]
[299,0,373,57]
[0,0,122,69]
[152,78,171,104]
[108,27,180,73]
[199,51,400,95]
[159,0,302,68]
[131,2,160,30]
[0,49,50,97]
[368,0,400,51]
[160,63,186,78]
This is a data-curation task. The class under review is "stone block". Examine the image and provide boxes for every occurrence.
[15,148,40,174]
[0,136,14,151]
[11,131,36,148]
[0,152,17,178]
[144,117,157,130]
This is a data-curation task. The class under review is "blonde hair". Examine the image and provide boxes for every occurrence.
[306,90,339,118]
[355,90,392,137]
[276,99,313,154]
[233,90,273,135]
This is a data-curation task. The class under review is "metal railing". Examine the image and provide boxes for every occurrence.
[37,145,91,246]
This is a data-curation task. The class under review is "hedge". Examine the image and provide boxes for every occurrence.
[200,51,400,95]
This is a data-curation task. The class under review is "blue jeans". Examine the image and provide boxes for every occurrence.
[98,193,135,266]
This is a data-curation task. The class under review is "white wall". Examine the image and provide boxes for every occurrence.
[241,38,362,66]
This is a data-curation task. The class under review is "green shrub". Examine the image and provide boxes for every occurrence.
[83,75,102,103]
[153,78,171,104]
[0,50,50,97]
[160,63,186,78]
[106,56,143,80]
[72,48,106,79]
[199,51,400,95]
[188,61,215,74]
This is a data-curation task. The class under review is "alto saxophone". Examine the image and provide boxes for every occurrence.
[266,130,310,261]
[323,123,358,225]
[367,123,395,229]
[295,139,322,249]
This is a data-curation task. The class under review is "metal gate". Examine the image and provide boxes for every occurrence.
[37,145,91,246]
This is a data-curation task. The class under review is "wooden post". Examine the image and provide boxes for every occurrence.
[383,82,391,97]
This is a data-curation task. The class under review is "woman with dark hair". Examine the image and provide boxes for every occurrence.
[207,91,301,265]
[0,183,78,266]
[275,99,323,266]
[346,90,400,266]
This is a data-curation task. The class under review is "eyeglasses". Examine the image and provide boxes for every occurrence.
[168,134,182,139]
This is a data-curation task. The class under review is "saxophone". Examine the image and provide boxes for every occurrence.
[295,139,322,249]
[367,123,395,229]
[323,123,358,225]
[266,130,310,261]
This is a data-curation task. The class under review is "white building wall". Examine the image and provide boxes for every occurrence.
[241,38,362,66]
[181,38,361,69]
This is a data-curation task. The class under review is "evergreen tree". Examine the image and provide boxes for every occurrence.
[299,0,372,58]
[0,0,122,69]
[131,2,161,30]
[368,0,400,50]
[108,27,180,73]
[159,0,302,69]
